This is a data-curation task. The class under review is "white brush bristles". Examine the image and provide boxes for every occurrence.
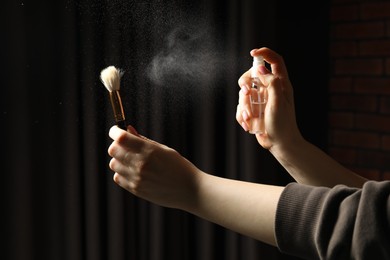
[100,66,124,92]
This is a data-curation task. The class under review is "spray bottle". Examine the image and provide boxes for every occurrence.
[249,55,267,134]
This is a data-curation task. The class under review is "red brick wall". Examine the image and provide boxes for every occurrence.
[329,0,390,180]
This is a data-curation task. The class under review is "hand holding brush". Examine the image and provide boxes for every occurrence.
[100,66,127,130]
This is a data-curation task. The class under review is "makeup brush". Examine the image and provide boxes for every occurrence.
[100,66,127,130]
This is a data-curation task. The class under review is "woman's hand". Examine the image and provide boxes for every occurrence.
[108,125,202,211]
[236,47,302,150]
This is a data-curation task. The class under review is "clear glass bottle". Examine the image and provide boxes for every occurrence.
[249,56,267,134]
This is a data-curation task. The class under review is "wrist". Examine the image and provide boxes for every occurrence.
[179,169,209,213]
[269,134,307,164]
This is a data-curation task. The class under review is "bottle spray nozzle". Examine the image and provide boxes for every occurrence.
[253,55,264,66]
[251,55,264,78]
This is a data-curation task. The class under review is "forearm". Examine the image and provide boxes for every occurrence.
[270,138,367,188]
[185,172,284,246]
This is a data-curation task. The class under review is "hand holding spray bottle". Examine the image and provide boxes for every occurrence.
[249,55,268,134]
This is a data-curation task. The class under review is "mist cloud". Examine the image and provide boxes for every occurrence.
[147,23,223,88]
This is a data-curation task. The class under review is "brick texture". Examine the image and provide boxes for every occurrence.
[329,1,390,181]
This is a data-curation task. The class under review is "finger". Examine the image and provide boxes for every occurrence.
[239,88,252,118]
[236,104,249,132]
[238,69,252,91]
[236,89,252,132]
[256,64,274,87]
[236,104,243,123]
[109,125,145,151]
[109,158,142,188]
[112,172,123,186]
[250,47,289,79]
[109,125,140,141]
[127,124,140,136]
[109,125,128,141]
[108,141,131,164]
[265,76,282,107]
[113,172,135,193]
[109,158,131,177]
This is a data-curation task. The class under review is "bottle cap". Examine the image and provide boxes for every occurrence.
[253,55,264,66]
[252,55,264,78]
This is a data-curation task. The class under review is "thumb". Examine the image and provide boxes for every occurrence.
[126,125,166,147]
[266,76,283,106]
[257,65,274,87]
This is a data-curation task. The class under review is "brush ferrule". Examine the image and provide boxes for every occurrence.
[109,90,125,122]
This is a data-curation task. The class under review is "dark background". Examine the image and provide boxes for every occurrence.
[1,0,329,259]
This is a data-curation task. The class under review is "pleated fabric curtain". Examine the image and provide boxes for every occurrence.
[2,0,329,259]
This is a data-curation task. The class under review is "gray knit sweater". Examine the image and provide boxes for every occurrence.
[275,181,390,259]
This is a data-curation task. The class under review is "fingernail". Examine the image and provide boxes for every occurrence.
[259,65,269,75]
[242,110,249,121]
[242,85,249,94]
[241,121,248,132]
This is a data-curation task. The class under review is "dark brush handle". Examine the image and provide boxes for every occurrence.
[116,120,127,130]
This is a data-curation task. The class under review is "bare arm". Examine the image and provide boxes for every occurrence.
[192,173,283,246]
[108,126,283,246]
[236,47,367,188]
[269,137,367,188]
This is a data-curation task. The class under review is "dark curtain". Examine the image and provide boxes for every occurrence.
[1,0,329,259]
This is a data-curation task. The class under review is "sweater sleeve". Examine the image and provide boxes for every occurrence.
[275,180,390,260]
